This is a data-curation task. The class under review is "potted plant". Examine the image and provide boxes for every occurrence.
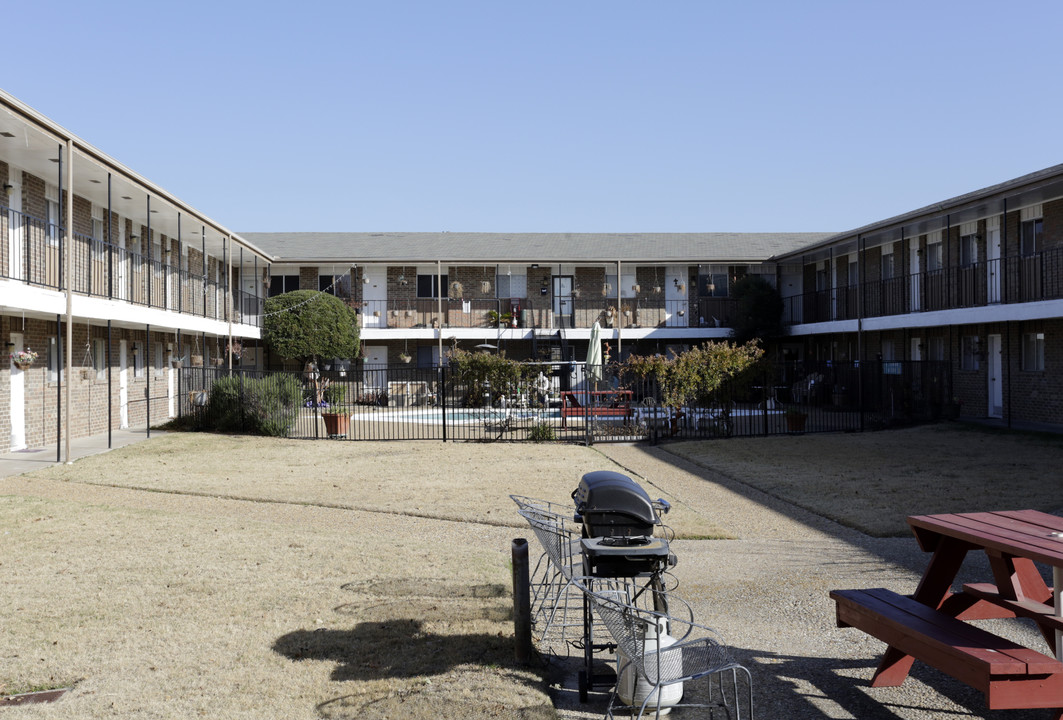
[398,351,412,364]
[785,407,808,432]
[321,383,351,439]
[10,348,37,370]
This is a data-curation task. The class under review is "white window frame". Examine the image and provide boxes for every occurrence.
[46,336,60,383]
[92,337,107,380]
[961,335,981,371]
[1022,331,1045,372]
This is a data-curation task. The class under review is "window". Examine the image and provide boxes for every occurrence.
[155,343,165,376]
[605,274,638,298]
[496,273,527,299]
[881,246,895,280]
[847,259,858,288]
[1021,218,1042,256]
[961,336,981,371]
[268,274,299,297]
[92,338,106,380]
[960,234,978,267]
[1022,332,1045,372]
[46,336,60,383]
[319,273,352,298]
[132,342,144,378]
[46,184,60,246]
[697,265,739,295]
[880,339,896,363]
[417,274,448,298]
[926,240,943,271]
[91,205,106,259]
[928,336,946,362]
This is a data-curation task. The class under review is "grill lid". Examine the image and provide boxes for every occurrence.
[572,471,657,530]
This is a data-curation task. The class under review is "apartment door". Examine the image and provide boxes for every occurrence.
[7,181,21,280]
[664,264,686,326]
[362,345,388,394]
[9,331,25,450]
[987,226,1002,303]
[119,339,129,428]
[362,267,387,328]
[987,334,1003,418]
[552,276,573,326]
[909,242,921,312]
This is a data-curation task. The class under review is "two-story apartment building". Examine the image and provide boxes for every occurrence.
[241,232,830,369]
[774,164,1063,427]
[0,90,268,455]
[2,85,1061,453]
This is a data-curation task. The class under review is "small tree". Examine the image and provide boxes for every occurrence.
[730,275,784,345]
[445,348,528,406]
[263,290,360,365]
[620,341,764,408]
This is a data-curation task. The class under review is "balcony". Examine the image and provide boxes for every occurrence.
[784,246,1063,325]
[358,296,738,331]
[0,204,260,327]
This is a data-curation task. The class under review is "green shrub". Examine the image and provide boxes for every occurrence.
[204,373,302,436]
[528,422,555,443]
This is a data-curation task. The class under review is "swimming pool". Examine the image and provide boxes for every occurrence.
[351,408,562,424]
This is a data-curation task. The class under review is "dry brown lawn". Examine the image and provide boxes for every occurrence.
[667,422,1063,537]
[1,423,1061,717]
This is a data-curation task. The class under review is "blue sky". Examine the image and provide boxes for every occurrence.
[7,1,1063,233]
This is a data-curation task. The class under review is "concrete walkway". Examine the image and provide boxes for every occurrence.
[0,427,161,479]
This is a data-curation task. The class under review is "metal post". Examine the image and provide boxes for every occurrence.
[107,174,113,299]
[146,324,151,439]
[440,364,447,443]
[201,227,207,318]
[55,314,61,463]
[176,328,182,422]
[146,195,152,308]
[63,139,73,464]
[511,538,532,665]
[177,213,182,314]
[107,320,112,448]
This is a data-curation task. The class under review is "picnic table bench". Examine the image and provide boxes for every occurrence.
[559,390,632,427]
[832,510,1063,717]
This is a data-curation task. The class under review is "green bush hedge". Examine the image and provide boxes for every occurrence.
[205,374,303,436]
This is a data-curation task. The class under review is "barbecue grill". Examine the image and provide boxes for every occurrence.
[571,471,676,701]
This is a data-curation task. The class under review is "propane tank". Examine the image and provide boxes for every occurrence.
[617,617,684,713]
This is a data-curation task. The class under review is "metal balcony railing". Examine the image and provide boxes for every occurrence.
[784,247,1063,325]
[0,204,260,327]
[357,295,727,330]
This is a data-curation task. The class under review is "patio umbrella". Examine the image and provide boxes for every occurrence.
[587,321,603,384]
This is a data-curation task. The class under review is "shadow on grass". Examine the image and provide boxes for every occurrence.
[274,619,512,681]
[742,647,1049,720]
[273,578,557,719]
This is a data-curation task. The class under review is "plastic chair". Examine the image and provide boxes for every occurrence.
[582,576,753,720]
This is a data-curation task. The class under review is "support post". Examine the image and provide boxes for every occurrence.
[511,537,532,665]
[64,139,73,464]
[107,320,112,449]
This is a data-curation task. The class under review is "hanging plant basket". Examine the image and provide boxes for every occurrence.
[191,355,204,367]
[399,352,412,364]
[10,349,37,370]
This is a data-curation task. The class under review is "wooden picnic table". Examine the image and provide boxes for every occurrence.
[832,510,1063,717]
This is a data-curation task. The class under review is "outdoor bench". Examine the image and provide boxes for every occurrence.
[831,587,1063,710]
[559,391,632,427]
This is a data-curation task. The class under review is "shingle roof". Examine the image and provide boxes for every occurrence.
[241,231,836,264]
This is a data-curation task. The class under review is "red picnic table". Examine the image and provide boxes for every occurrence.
[832,510,1063,717]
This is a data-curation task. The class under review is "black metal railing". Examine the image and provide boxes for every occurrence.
[784,246,1063,325]
[358,295,725,330]
[176,360,950,443]
[0,204,260,326]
